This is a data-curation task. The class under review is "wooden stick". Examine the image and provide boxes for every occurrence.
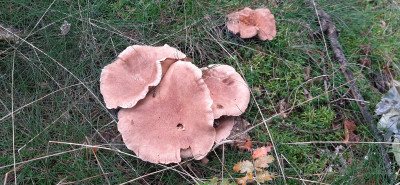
[315,9,393,180]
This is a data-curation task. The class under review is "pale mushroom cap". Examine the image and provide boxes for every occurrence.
[226,7,276,41]
[202,65,250,119]
[117,61,215,164]
[160,57,191,77]
[255,8,276,41]
[226,11,241,34]
[100,44,186,109]
[214,116,235,143]
[202,64,250,119]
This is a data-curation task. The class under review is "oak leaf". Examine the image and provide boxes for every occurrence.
[343,119,360,144]
[252,146,271,159]
[233,160,254,173]
[237,173,253,185]
[254,155,274,169]
[243,141,253,151]
[255,171,274,183]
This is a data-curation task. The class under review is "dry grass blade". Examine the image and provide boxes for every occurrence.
[0,26,20,42]
[0,148,83,170]
[46,141,200,182]
[281,154,306,185]
[85,137,111,185]
[0,83,89,122]
[11,50,16,185]
[3,163,26,185]
[0,24,116,122]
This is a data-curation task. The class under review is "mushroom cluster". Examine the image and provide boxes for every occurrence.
[100,45,250,164]
[227,7,276,41]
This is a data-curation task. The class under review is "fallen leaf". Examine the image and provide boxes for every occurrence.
[252,146,272,159]
[358,57,371,67]
[229,118,250,141]
[60,20,71,36]
[255,171,274,183]
[91,147,99,154]
[201,157,209,165]
[252,86,262,96]
[85,137,99,154]
[237,173,253,185]
[233,160,254,173]
[230,118,251,150]
[279,99,288,118]
[343,119,360,144]
[376,86,400,115]
[304,66,310,81]
[360,44,371,55]
[375,86,400,140]
[392,137,400,168]
[239,141,253,152]
[254,155,274,169]
[0,24,20,42]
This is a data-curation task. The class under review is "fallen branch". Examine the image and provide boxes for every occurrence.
[314,9,393,180]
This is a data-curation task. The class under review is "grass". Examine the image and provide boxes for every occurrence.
[1,0,399,184]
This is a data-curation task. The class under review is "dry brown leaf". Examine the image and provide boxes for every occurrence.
[0,24,20,42]
[304,67,311,81]
[344,119,360,144]
[252,146,272,159]
[200,157,209,165]
[233,160,254,173]
[279,99,288,118]
[255,171,274,183]
[237,173,253,185]
[252,86,262,96]
[254,155,274,169]
[60,20,71,35]
[91,147,99,154]
[358,57,371,67]
[239,141,253,152]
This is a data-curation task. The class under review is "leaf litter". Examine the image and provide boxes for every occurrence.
[375,81,400,166]
[233,146,274,185]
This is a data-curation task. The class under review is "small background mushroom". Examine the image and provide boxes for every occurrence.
[227,7,276,41]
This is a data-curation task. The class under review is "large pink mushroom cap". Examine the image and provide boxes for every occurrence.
[227,7,276,41]
[202,64,250,119]
[117,61,215,164]
[100,44,186,109]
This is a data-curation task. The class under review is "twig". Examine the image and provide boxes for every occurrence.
[85,137,111,185]
[314,9,393,180]
[11,50,16,185]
